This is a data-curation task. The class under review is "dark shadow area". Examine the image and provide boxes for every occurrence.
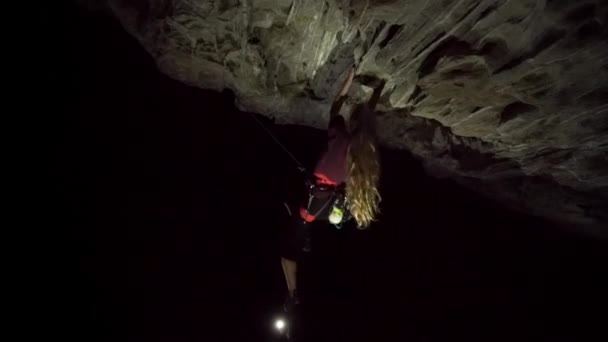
[44,4,607,342]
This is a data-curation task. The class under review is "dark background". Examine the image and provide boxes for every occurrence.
[44,4,606,342]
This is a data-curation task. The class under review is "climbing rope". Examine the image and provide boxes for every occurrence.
[248,112,308,174]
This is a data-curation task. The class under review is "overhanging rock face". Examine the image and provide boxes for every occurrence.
[95,0,608,231]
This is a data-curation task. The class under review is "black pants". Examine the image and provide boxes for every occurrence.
[280,188,335,261]
[280,217,311,262]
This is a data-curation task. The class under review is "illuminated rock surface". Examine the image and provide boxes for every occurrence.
[88,0,608,231]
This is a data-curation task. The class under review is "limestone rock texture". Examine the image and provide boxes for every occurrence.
[94,0,608,232]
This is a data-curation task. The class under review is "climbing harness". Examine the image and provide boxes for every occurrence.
[248,106,352,229]
[303,180,350,229]
[249,112,352,228]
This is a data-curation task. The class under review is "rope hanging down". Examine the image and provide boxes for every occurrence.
[248,112,308,174]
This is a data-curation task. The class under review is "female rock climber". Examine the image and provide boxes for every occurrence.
[279,67,385,315]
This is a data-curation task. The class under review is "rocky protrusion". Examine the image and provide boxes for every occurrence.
[85,0,608,231]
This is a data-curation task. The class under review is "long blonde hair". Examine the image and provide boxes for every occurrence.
[346,104,381,229]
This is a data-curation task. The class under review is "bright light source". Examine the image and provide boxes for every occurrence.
[275,319,286,331]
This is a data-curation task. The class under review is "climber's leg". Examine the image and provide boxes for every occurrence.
[279,217,310,303]
[281,257,298,298]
